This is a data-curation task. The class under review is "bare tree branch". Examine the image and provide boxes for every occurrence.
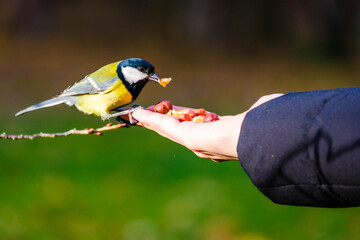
[0,122,128,140]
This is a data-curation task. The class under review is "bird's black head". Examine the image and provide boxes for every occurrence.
[116,58,161,100]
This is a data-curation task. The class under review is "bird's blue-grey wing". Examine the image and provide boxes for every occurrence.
[59,75,120,97]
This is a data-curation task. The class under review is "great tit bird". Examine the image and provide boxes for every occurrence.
[15,58,169,122]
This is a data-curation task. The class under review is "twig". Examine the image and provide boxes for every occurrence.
[0,122,128,140]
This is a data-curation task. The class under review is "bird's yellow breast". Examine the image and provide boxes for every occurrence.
[75,81,133,119]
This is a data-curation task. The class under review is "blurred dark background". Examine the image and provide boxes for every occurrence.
[0,1,360,239]
[1,0,359,111]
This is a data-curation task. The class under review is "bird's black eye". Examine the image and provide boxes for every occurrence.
[137,66,146,73]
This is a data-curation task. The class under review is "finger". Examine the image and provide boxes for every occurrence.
[192,148,238,160]
[137,118,184,145]
[132,109,188,143]
[193,151,213,159]
[133,109,179,129]
[147,127,184,145]
[192,151,226,162]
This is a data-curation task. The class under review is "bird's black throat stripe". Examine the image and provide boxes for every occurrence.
[116,64,148,102]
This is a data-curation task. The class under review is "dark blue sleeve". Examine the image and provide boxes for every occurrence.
[237,87,360,207]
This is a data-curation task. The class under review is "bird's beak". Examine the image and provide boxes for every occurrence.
[148,73,172,87]
[147,73,161,83]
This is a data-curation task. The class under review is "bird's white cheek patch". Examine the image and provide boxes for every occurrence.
[121,66,148,84]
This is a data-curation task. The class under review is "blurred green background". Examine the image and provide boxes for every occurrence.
[1,0,360,239]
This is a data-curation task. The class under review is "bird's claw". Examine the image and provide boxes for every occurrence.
[107,104,144,125]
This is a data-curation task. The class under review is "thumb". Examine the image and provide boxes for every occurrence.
[132,109,180,131]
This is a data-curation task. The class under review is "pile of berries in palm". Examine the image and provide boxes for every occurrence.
[154,101,220,123]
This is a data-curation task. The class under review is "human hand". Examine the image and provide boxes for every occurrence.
[133,106,243,161]
[132,94,283,162]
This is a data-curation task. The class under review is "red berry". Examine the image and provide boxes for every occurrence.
[194,108,207,116]
[203,112,220,122]
[154,100,173,114]
[178,113,192,122]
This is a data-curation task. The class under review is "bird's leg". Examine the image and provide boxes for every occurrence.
[109,107,131,126]
[107,104,144,125]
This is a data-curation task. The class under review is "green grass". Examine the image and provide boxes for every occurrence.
[1,114,360,240]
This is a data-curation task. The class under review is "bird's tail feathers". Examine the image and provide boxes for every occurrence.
[15,96,75,116]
